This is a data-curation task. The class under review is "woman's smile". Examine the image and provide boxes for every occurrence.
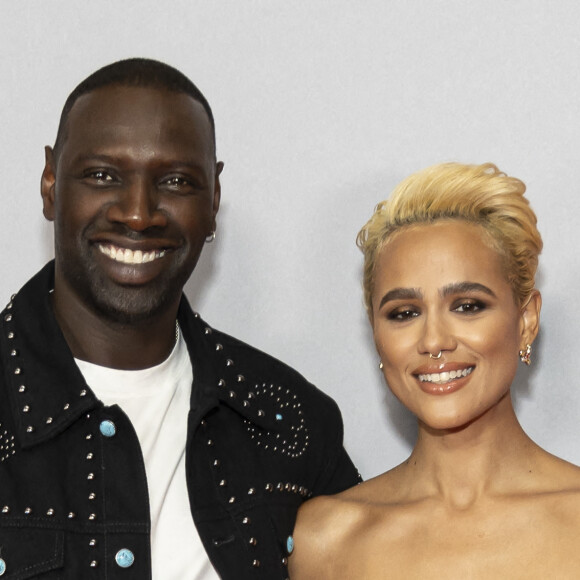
[372,220,528,430]
[414,363,475,394]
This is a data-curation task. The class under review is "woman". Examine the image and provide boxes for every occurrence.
[289,163,580,579]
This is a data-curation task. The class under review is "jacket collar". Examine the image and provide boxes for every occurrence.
[178,301,288,433]
[1,262,97,448]
[1,262,285,449]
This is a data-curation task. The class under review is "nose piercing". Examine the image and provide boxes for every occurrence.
[429,351,442,359]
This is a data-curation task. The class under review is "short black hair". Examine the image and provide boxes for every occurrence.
[52,57,216,159]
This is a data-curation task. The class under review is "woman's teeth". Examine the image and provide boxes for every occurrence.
[418,367,474,385]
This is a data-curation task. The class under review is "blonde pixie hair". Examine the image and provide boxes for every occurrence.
[357,163,543,316]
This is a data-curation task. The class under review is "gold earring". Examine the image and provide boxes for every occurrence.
[379,361,384,369]
[519,344,532,365]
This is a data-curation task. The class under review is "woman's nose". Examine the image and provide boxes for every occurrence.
[418,313,456,357]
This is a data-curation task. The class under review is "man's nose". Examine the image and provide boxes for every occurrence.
[105,179,167,231]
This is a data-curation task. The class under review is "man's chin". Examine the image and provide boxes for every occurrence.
[90,283,179,325]
[59,256,189,325]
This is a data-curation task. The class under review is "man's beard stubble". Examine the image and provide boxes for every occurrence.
[59,245,187,326]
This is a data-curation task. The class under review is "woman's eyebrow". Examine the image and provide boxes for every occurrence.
[378,287,422,310]
[440,281,496,298]
[378,282,497,310]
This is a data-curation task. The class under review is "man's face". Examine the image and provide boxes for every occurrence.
[41,85,222,324]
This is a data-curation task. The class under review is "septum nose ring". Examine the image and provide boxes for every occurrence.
[429,351,442,359]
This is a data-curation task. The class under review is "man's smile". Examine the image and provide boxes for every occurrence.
[97,243,168,265]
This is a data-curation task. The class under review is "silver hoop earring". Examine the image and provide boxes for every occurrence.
[429,351,442,359]
[205,231,216,243]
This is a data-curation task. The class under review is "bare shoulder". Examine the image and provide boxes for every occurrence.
[288,473,401,579]
[537,450,580,494]
[288,490,370,579]
[544,454,580,513]
[523,450,580,534]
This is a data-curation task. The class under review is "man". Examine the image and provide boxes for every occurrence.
[0,59,359,578]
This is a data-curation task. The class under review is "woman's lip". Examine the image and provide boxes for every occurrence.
[412,362,475,375]
[415,365,475,395]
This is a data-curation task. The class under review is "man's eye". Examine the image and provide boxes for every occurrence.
[163,176,191,188]
[86,170,114,183]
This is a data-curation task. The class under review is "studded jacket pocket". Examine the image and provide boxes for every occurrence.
[0,528,64,579]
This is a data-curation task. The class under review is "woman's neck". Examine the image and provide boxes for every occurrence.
[402,394,541,509]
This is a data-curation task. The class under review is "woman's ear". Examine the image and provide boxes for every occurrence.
[520,290,541,348]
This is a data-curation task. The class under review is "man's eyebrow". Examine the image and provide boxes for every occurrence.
[378,287,422,310]
[69,154,207,173]
[70,153,119,165]
[440,281,497,298]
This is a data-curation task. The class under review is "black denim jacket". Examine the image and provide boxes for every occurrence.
[0,263,360,579]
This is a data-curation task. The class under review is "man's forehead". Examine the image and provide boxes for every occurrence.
[69,85,210,127]
[58,85,215,160]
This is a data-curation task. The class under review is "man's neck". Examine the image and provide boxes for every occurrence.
[51,284,181,371]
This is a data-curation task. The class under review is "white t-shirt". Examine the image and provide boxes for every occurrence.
[76,333,220,580]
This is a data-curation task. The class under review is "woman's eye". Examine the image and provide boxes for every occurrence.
[387,308,419,321]
[454,301,485,314]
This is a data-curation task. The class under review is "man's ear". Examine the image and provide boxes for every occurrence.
[211,161,224,229]
[41,146,57,222]
[520,290,541,348]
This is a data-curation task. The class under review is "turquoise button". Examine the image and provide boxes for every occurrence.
[286,535,294,554]
[115,548,134,568]
[99,420,116,437]
[0,558,6,575]
[275,413,283,421]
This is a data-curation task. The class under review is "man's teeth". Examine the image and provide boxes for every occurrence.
[97,245,166,264]
[418,367,474,384]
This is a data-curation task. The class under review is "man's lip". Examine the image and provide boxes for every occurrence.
[96,243,170,265]
[90,235,177,252]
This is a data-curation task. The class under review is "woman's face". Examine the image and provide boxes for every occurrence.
[371,220,540,431]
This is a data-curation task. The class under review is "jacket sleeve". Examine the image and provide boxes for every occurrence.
[310,396,361,495]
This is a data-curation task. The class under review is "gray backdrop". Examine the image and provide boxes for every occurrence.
[1,0,579,479]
